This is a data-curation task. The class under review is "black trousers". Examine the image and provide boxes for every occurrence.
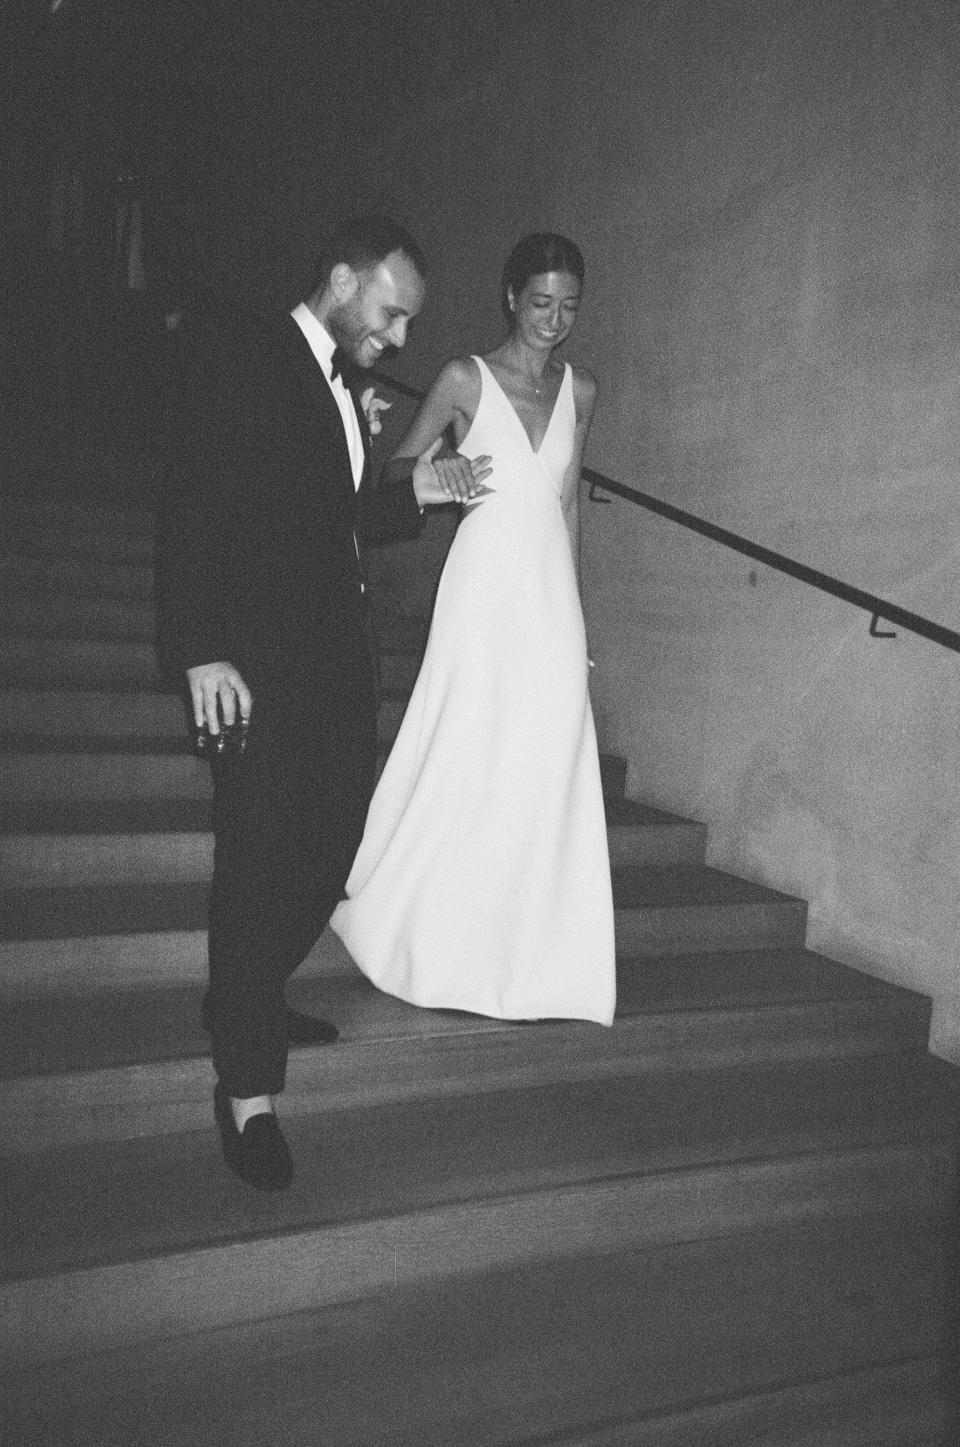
[205,660,377,1096]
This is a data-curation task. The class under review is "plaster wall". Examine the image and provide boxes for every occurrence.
[575,0,960,1061]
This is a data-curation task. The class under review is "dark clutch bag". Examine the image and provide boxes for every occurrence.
[194,712,250,759]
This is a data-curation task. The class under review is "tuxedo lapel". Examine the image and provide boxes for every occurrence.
[347,385,373,488]
[280,317,358,498]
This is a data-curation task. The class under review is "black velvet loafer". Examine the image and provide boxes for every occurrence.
[213,1083,293,1192]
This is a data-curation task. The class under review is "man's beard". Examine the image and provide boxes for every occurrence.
[326,307,366,368]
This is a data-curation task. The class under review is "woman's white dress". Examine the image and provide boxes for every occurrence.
[330,356,616,1024]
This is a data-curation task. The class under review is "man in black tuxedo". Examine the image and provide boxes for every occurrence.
[156,215,482,1190]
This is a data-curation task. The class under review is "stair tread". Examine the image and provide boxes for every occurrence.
[605,798,703,828]
[0,881,211,939]
[0,679,179,700]
[0,682,411,705]
[0,634,417,681]
[2,1050,956,1284]
[5,497,157,533]
[0,557,156,599]
[0,732,397,759]
[0,637,159,661]
[0,599,427,644]
[0,800,215,835]
[0,957,921,1080]
[2,1229,951,1447]
[614,863,801,907]
[4,594,156,617]
[0,795,694,838]
[0,866,799,941]
[0,732,191,756]
[0,731,620,760]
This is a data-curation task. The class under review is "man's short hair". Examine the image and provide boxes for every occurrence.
[313,214,427,293]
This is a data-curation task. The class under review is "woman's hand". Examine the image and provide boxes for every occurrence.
[413,438,493,507]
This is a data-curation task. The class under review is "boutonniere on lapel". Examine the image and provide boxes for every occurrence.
[359,387,391,437]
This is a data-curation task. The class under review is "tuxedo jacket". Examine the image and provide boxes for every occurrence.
[155,304,424,703]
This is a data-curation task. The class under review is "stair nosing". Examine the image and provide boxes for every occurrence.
[0,1134,951,1339]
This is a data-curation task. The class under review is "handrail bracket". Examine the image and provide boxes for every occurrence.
[869,611,896,640]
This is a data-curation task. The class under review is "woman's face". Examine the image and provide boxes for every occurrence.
[508,269,582,352]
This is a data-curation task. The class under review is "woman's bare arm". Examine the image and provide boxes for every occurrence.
[383,358,492,506]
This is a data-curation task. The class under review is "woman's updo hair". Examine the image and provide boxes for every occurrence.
[501,232,585,322]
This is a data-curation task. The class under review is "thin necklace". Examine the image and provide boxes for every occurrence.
[512,358,548,396]
[498,348,551,396]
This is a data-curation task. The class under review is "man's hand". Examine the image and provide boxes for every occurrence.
[186,662,252,736]
[413,438,494,507]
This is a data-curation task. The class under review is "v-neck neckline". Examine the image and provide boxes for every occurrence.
[477,356,567,456]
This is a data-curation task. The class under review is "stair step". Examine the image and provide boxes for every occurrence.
[2,592,429,648]
[613,864,807,953]
[1,1053,956,1365]
[0,688,410,746]
[0,864,806,956]
[0,688,189,738]
[0,799,215,835]
[5,494,157,535]
[3,592,157,640]
[0,738,629,805]
[0,837,906,986]
[0,634,422,693]
[606,798,707,865]
[0,738,212,802]
[5,500,157,563]
[0,963,934,1149]
[1,1252,952,1445]
[0,795,670,838]
[1,554,156,600]
[0,739,405,803]
[0,879,211,941]
[0,866,809,1016]
[0,636,165,688]
[0,799,705,887]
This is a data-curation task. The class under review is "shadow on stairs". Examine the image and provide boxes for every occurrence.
[1,494,958,1445]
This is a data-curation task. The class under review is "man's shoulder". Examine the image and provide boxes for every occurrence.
[181,299,288,351]
[179,305,305,409]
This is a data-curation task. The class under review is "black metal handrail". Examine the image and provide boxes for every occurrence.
[370,367,960,656]
[370,369,426,405]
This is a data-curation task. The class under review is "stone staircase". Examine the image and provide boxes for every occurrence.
[1,494,958,1445]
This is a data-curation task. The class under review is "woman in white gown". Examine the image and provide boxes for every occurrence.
[331,234,615,1025]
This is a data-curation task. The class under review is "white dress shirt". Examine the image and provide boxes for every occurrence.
[290,303,365,490]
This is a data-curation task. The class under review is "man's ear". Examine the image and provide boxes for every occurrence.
[329,263,358,301]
